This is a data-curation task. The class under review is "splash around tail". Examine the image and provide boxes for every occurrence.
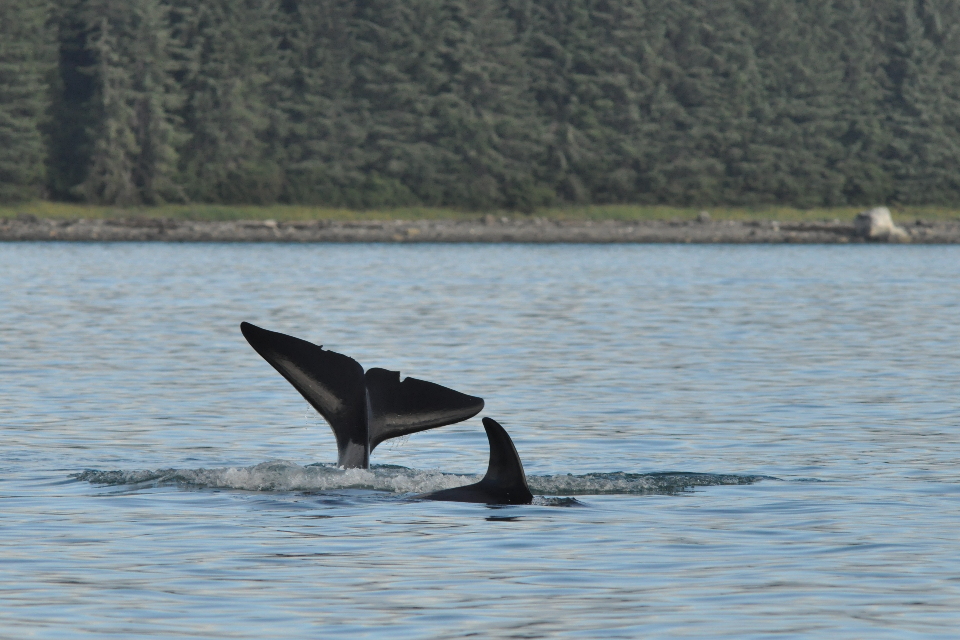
[75,460,769,499]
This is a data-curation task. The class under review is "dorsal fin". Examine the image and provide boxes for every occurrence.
[365,367,484,450]
[416,417,533,504]
[240,322,368,467]
[476,417,533,504]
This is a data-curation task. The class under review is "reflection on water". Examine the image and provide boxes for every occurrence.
[2,243,959,638]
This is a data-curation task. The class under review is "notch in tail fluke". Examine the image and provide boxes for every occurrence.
[240,322,484,468]
[418,417,534,505]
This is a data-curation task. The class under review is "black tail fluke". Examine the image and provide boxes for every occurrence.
[365,368,484,450]
[241,322,484,469]
[418,417,533,504]
[241,322,369,466]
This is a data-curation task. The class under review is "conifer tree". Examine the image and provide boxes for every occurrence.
[79,11,141,204]
[424,0,546,209]
[130,0,185,204]
[31,0,960,208]
[273,0,373,206]
[743,0,849,206]
[525,0,605,202]
[51,0,183,205]
[0,0,54,202]
[48,0,97,200]
[878,0,960,203]
[348,0,539,208]
[171,0,282,203]
[830,0,896,205]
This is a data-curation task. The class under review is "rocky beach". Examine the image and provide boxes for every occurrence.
[2,212,959,243]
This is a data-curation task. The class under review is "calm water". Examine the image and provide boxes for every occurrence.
[2,243,959,638]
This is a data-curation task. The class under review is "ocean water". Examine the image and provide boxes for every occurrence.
[1,242,958,638]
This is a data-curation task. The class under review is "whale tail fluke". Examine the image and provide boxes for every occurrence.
[240,322,483,468]
[241,321,368,464]
[365,367,484,450]
[419,417,533,504]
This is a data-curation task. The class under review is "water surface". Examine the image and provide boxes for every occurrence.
[2,243,958,638]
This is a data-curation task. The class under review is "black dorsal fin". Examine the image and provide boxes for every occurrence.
[365,367,484,451]
[240,322,368,467]
[416,417,533,504]
[476,417,533,504]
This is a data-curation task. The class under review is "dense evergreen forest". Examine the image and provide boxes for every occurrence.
[2,0,960,209]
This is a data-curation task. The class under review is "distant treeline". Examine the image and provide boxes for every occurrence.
[2,0,960,209]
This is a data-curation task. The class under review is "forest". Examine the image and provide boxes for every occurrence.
[2,0,960,209]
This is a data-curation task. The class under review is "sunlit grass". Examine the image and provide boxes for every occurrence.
[1,201,958,222]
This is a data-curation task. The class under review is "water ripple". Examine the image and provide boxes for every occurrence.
[3,244,960,638]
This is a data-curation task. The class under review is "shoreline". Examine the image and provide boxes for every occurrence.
[2,215,959,243]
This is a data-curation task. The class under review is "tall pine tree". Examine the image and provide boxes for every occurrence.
[273,0,377,207]
[171,0,282,203]
[32,0,960,208]
[0,0,54,202]
[50,0,183,204]
[878,0,960,203]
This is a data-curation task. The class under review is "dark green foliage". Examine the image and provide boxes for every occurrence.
[272,0,419,207]
[876,0,960,204]
[48,0,97,200]
[0,0,54,202]
[274,0,548,209]
[171,0,282,203]
[19,0,960,207]
[350,0,548,209]
[50,0,184,204]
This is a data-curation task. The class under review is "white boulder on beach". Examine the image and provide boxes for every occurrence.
[854,207,910,242]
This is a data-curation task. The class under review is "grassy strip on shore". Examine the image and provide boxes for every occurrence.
[2,201,959,223]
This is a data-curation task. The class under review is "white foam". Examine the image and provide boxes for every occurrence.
[528,471,767,495]
[77,461,478,494]
[75,462,767,496]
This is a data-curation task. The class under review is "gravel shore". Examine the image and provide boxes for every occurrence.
[3,215,959,243]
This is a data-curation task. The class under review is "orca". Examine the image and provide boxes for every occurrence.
[240,322,484,468]
[418,417,533,505]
